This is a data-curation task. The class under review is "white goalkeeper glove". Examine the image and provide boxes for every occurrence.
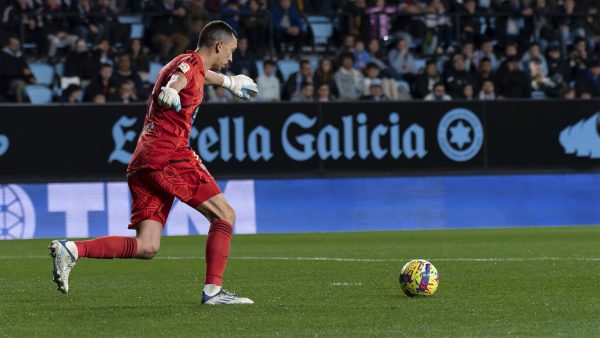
[157,87,181,112]
[222,74,259,100]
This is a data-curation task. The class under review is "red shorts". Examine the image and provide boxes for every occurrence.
[127,160,222,229]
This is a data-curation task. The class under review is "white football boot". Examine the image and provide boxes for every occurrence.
[201,289,254,305]
[48,240,78,294]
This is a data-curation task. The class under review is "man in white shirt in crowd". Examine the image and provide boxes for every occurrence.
[256,59,281,101]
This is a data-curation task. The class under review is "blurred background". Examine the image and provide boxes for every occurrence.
[0,0,598,239]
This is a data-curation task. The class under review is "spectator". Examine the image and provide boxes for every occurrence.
[93,93,107,103]
[581,3,600,52]
[1,0,46,54]
[335,34,356,62]
[65,38,103,80]
[579,91,592,99]
[575,61,600,97]
[553,0,584,53]
[569,37,590,77]
[256,60,281,101]
[291,81,315,102]
[188,0,210,41]
[365,38,387,70]
[521,42,548,75]
[444,53,475,97]
[424,82,451,101]
[366,0,396,39]
[334,52,364,100]
[283,59,313,100]
[126,39,150,76]
[413,60,440,99]
[271,0,304,56]
[343,0,368,40]
[496,0,528,48]
[475,57,495,91]
[241,0,269,57]
[496,55,531,98]
[546,44,571,87]
[459,0,481,43]
[147,0,190,60]
[360,79,388,101]
[94,38,115,67]
[461,41,477,73]
[0,36,36,103]
[90,0,127,46]
[529,57,559,98]
[316,83,334,102]
[314,58,338,97]
[84,63,116,102]
[108,80,139,103]
[111,53,145,100]
[229,36,258,79]
[61,84,82,103]
[69,0,96,44]
[42,0,78,59]
[474,39,499,70]
[388,38,416,79]
[478,79,496,100]
[462,83,475,100]
[221,0,242,33]
[421,0,452,53]
[353,40,371,70]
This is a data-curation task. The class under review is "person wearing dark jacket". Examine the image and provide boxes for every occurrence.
[0,36,36,102]
[413,60,440,99]
[283,60,313,101]
[84,63,117,102]
[228,37,258,80]
[271,0,305,56]
[110,53,145,100]
[147,0,189,60]
[496,55,531,98]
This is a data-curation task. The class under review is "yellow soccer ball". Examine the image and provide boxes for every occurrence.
[399,259,440,297]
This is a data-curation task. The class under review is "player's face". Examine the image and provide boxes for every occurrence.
[215,37,238,70]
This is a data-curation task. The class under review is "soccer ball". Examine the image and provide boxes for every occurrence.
[399,259,440,297]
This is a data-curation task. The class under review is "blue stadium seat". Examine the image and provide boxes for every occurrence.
[276,60,300,81]
[396,80,410,93]
[118,15,142,24]
[54,63,65,77]
[307,16,333,45]
[25,85,53,104]
[149,62,163,84]
[29,63,54,86]
[130,24,144,39]
[256,60,264,77]
[413,59,427,72]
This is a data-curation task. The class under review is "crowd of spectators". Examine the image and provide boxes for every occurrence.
[0,0,598,103]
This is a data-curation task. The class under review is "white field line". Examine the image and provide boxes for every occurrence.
[2,255,600,262]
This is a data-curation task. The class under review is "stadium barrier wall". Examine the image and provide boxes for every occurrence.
[0,100,598,181]
[1,173,599,239]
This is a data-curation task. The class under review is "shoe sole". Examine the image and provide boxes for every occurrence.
[48,241,68,294]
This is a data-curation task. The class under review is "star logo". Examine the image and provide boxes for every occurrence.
[437,108,484,162]
[449,120,472,149]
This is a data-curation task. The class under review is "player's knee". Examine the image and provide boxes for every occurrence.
[221,205,236,225]
[137,242,160,259]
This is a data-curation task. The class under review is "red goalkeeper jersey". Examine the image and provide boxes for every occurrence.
[128,51,206,172]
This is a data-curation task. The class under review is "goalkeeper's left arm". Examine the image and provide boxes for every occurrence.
[205,70,258,100]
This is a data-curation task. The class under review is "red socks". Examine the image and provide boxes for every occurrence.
[205,220,233,285]
[75,236,137,259]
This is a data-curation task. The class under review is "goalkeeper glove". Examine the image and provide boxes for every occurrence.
[157,87,181,112]
[222,74,259,100]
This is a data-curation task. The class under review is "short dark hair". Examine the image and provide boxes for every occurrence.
[300,59,311,67]
[339,52,355,63]
[263,59,276,67]
[433,82,445,89]
[197,20,237,48]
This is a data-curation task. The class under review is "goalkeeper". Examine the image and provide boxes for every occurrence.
[49,21,257,305]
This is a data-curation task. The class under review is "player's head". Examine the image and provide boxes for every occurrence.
[197,20,238,70]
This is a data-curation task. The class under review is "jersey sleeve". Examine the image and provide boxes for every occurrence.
[169,55,198,85]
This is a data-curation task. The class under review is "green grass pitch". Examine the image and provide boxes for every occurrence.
[1,226,599,337]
